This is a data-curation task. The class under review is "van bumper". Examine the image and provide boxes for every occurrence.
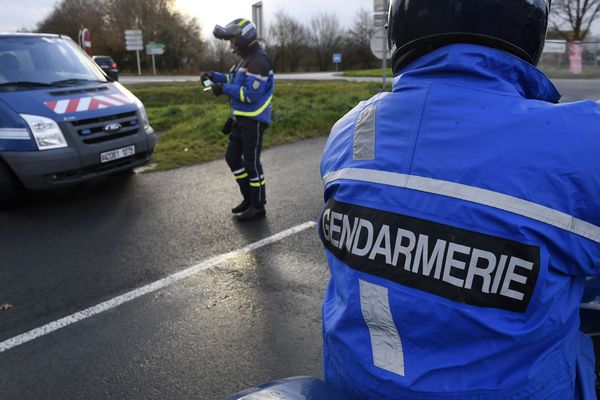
[2,133,155,190]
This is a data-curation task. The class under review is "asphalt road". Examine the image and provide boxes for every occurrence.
[0,136,328,399]
[1,79,600,400]
[120,72,381,85]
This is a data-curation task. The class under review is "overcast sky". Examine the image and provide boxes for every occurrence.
[0,0,373,37]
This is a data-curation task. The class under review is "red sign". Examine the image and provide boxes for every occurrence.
[79,28,92,56]
[568,41,582,75]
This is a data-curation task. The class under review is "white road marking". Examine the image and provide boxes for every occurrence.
[0,221,317,353]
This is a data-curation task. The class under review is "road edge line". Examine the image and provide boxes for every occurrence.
[0,221,317,353]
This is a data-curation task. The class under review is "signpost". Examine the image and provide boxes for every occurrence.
[373,13,387,28]
[332,53,342,71]
[373,0,389,91]
[146,43,165,76]
[125,29,143,75]
[370,28,390,91]
[543,40,567,69]
[252,2,264,41]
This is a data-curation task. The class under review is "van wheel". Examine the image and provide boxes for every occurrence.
[0,163,18,209]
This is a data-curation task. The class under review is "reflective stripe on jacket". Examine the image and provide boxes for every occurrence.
[319,43,600,400]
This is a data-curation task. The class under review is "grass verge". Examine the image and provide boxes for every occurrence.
[128,81,382,172]
[344,68,394,78]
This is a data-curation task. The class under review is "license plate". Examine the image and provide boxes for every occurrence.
[100,145,135,163]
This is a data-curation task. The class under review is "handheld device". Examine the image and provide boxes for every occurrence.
[202,79,213,92]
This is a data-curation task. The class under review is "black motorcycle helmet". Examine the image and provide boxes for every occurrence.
[213,18,258,54]
[387,0,551,73]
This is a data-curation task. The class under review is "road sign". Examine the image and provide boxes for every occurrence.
[373,0,389,28]
[332,53,342,71]
[124,29,144,75]
[146,43,165,55]
[78,28,92,56]
[252,2,264,41]
[125,30,144,51]
[373,13,387,28]
[126,44,144,51]
[146,47,165,55]
[370,28,390,60]
[146,43,165,76]
[543,40,566,54]
[125,29,142,37]
[569,41,582,74]
[373,0,389,13]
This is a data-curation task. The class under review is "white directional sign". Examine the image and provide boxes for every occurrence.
[146,48,165,55]
[373,0,389,28]
[373,0,388,13]
[125,30,142,37]
[252,2,264,41]
[125,30,144,51]
[373,13,387,28]
[543,40,567,54]
[125,29,144,75]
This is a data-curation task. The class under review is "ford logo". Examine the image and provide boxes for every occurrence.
[104,123,122,133]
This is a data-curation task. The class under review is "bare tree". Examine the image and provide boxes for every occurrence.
[202,37,237,71]
[310,13,342,71]
[269,11,309,72]
[37,0,108,45]
[551,0,600,40]
[37,0,205,72]
[343,8,377,69]
[151,12,205,72]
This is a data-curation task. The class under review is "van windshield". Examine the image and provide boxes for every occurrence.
[0,35,108,87]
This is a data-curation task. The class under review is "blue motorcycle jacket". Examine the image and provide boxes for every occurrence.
[319,44,600,400]
[212,46,274,125]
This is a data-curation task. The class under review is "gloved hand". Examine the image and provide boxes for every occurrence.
[222,118,234,135]
[200,71,213,83]
[212,83,224,96]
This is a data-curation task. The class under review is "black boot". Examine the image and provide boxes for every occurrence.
[231,199,250,214]
[235,206,266,222]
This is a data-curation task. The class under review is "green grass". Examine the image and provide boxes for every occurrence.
[128,81,382,172]
[541,68,600,79]
[344,68,394,78]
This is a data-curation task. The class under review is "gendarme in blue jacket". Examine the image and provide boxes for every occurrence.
[211,46,274,125]
[319,43,600,399]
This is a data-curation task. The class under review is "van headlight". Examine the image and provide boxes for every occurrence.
[20,114,68,150]
[136,101,154,135]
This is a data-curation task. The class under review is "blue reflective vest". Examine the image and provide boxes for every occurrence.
[319,44,600,400]
[212,46,274,125]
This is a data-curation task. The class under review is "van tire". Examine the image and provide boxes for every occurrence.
[0,162,18,209]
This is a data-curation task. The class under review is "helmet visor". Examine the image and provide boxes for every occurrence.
[213,24,242,40]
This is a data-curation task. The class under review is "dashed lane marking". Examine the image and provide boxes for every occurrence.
[0,221,317,353]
